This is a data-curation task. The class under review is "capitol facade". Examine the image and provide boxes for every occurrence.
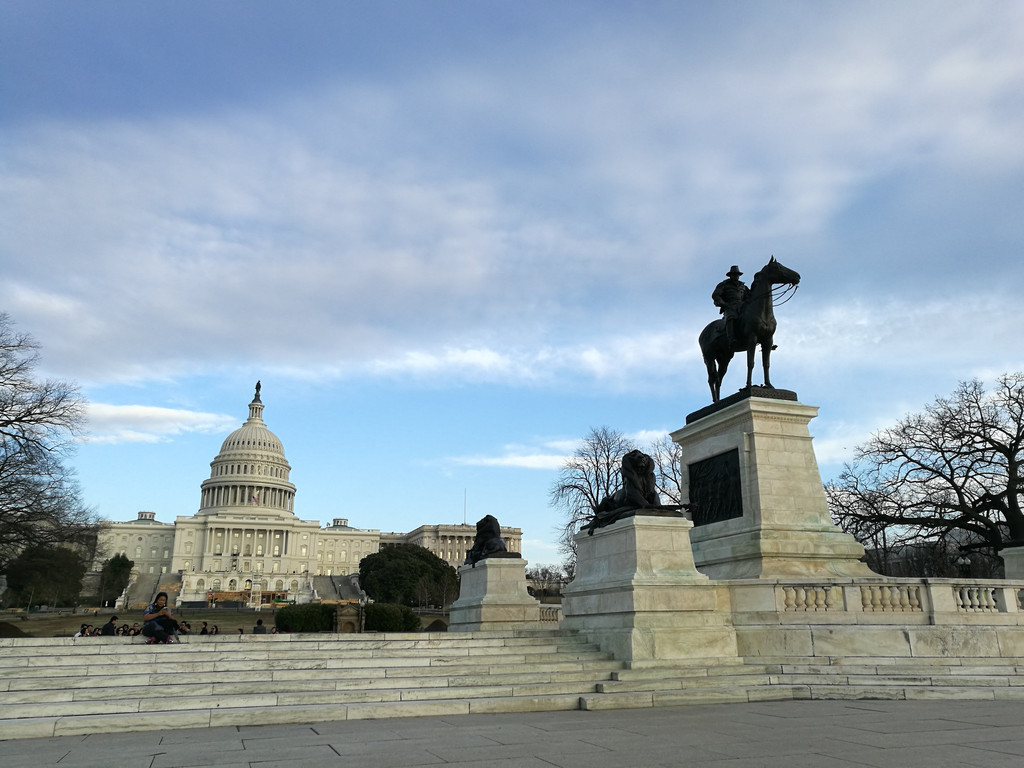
[94,386,521,607]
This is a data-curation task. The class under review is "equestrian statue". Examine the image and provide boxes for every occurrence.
[699,257,800,403]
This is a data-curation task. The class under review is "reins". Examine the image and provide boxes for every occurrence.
[771,283,798,306]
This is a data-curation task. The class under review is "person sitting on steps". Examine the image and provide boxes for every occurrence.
[141,592,179,644]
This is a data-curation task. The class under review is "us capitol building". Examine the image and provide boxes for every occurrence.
[94,385,521,608]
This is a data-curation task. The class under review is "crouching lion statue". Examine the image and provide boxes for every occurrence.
[583,449,684,535]
[465,514,520,565]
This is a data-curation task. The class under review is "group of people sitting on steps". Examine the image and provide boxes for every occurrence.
[140,592,275,643]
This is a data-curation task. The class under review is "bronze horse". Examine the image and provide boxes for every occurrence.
[699,257,800,403]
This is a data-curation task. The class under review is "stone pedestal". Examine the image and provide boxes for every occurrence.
[1001,546,1024,580]
[449,556,540,631]
[671,396,873,579]
[561,515,737,661]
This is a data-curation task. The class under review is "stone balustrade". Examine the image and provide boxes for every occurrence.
[539,605,562,623]
[729,578,1024,626]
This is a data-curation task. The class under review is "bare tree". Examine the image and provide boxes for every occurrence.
[549,427,636,567]
[826,374,1024,567]
[524,563,570,599]
[0,314,97,570]
[647,435,685,505]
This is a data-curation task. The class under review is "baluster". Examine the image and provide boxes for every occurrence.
[956,586,968,610]
[983,588,996,611]
[898,586,910,612]
[870,585,882,612]
[908,586,921,611]
[861,586,872,611]
[878,585,890,611]
[783,586,795,611]
[815,587,827,612]
[825,587,837,611]
[794,587,807,612]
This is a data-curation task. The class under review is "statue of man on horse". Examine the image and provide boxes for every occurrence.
[699,257,800,403]
[711,265,750,349]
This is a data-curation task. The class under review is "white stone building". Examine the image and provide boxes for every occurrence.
[94,386,521,607]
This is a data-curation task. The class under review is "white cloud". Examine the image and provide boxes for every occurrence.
[84,404,237,445]
[451,454,567,471]
[447,429,676,473]
[1,2,1021,394]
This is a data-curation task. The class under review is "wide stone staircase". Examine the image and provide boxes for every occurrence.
[3,630,1023,741]
[0,630,624,739]
[577,653,1024,711]
[312,574,362,601]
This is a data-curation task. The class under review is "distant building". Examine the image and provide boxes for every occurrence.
[93,386,521,607]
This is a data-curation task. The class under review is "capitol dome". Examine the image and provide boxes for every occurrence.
[196,383,297,518]
[218,413,286,457]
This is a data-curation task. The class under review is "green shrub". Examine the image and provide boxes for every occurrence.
[363,602,421,632]
[274,603,335,633]
[359,544,458,607]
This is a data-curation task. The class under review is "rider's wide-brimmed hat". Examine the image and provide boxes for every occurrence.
[726,266,743,277]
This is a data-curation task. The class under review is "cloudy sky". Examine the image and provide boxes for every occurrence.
[3,1,1022,565]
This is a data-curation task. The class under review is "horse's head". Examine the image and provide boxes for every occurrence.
[754,256,800,288]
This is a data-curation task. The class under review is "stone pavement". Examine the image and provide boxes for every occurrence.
[2,699,1024,768]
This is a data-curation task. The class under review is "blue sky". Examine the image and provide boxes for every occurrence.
[2,1,1023,565]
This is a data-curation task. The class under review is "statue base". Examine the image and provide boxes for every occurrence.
[1002,546,1024,579]
[687,386,798,424]
[561,515,737,661]
[449,557,540,631]
[672,395,873,580]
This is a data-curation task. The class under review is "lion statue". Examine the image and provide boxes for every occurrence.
[465,514,510,565]
[583,449,670,534]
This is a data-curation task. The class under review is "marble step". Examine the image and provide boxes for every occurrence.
[0,638,602,665]
[0,692,590,740]
[1,666,620,705]
[597,673,772,693]
[0,648,613,678]
[610,664,774,682]
[1,658,623,693]
[770,672,1024,687]
[0,630,582,649]
[581,684,811,711]
[582,679,1024,712]
[0,678,609,720]
[749,654,1024,668]
[769,662,1024,676]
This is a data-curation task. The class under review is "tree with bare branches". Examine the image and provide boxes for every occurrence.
[0,314,97,570]
[548,427,636,568]
[826,374,1024,566]
[647,434,685,506]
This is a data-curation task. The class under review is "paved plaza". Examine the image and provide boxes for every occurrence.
[2,699,1024,768]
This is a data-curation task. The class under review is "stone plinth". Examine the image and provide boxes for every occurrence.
[1002,546,1024,580]
[672,396,873,579]
[449,556,540,631]
[561,515,738,661]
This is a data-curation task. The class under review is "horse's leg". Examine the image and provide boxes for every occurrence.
[745,345,755,389]
[762,343,773,388]
[705,358,719,403]
[716,356,731,401]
